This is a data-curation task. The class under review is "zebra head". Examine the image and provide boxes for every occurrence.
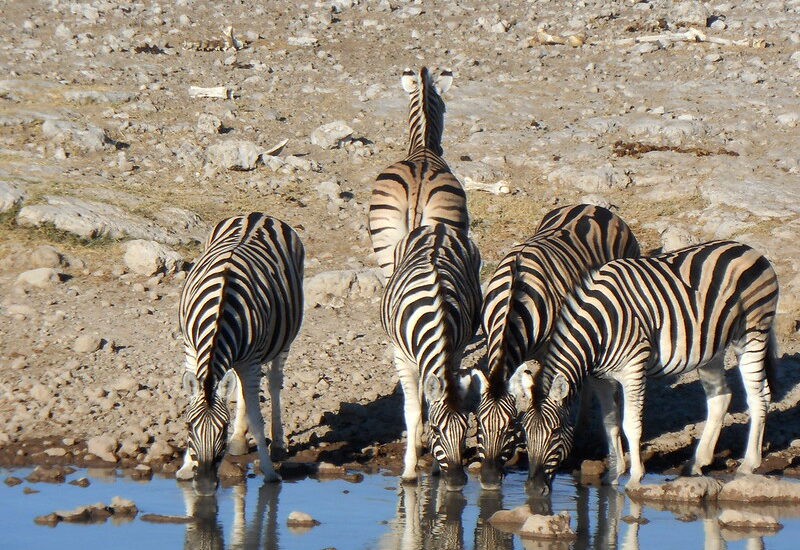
[423,372,470,491]
[183,370,236,496]
[472,369,520,490]
[510,366,575,496]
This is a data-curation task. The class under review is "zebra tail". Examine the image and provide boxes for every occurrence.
[765,328,779,401]
[487,254,521,396]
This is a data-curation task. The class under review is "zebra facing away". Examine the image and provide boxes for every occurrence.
[368,66,469,280]
[176,213,304,495]
[474,204,640,489]
[513,240,779,494]
[381,223,482,491]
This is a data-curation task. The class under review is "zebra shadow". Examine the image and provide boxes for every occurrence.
[573,353,800,473]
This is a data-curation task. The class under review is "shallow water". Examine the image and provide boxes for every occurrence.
[1,467,799,550]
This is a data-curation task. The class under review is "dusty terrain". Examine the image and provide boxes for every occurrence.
[0,0,799,480]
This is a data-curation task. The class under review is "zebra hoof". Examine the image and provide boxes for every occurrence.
[263,471,282,483]
[400,474,419,485]
[228,438,250,456]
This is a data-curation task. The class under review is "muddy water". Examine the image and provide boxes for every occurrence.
[1,467,799,549]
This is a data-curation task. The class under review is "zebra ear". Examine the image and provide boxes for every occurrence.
[436,69,453,94]
[217,370,238,399]
[183,371,199,395]
[471,369,489,397]
[423,372,446,402]
[509,364,536,414]
[548,373,570,405]
[401,68,417,92]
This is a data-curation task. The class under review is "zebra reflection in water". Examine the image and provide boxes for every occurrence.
[179,481,280,550]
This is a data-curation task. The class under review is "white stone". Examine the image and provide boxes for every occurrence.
[123,240,183,276]
[14,267,61,289]
[660,226,700,252]
[30,383,52,403]
[518,511,576,540]
[0,180,26,213]
[286,510,319,526]
[63,90,137,105]
[74,334,102,353]
[776,112,799,127]
[702,177,800,218]
[310,121,354,149]
[548,164,631,192]
[111,375,139,393]
[87,435,118,462]
[28,245,64,268]
[41,119,111,152]
[206,139,263,170]
[304,270,357,307]
[668,1,709,27]
[196,113,222,134]
[719,474,800,503]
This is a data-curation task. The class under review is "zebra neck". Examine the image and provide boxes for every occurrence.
[407,80,444,157]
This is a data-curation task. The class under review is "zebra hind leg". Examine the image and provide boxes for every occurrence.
[395,350,422,484]
[689,354,731,475]
[619,366,647,487]
[228,377,250,456]
[239,368,281,482]
[736,331,773,474]
[267,351,288,459]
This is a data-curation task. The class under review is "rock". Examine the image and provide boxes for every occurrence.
[144,439,176,462]
[197,113,222,134]
[580,459,606,477]
[4,476,22,486]
[519,511,577,540]
[111,375,139,393]
[217,459,245,482]
[25,465,67,483]
[548,164,631,192]
[34,513,61,525]
[286,510,320,527]
[154,208,208,243]
[28,245,65,268]
[86,435,119,462]
[14,267,62,289]
[69,477,91,488]
[660,226,700,252]
[51,503,112,523]
[206,139,263,170]
[44,447,67,457]
[776,112,799,127]
[304,270,357,307]
[6,304,36,319]
[123,239,183,276]
[668,1,709,27]
[0,180,26,213]
[17,195,192,245]
[627,476,724,503]
[41,119,111,152]
[63,90,137,105]
[29,383,52,402]
[354,269,384,300]
[719,475,800,503]
[310,121,354,149]
[489,505,534,526]
[140,514,196,524]
[579,195,614,210]
[717,509,782,531]
[701,177,800,219]
[74,335,102,353]
[110,496,138,517]
[316,462,346,476]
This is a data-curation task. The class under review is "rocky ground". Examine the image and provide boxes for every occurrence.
[0,0,799,480]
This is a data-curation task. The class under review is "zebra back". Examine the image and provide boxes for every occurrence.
[381,223,482,406]
[179,213,304,401]
[368,68,468,280]
[546,239,779,395]
[482,204,640,395]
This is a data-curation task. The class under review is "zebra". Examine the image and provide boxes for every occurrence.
[512,240,779,493]
[474,204,640,489]
[175,212,304,495]
[368,66,469,280]
[381,223,482,490]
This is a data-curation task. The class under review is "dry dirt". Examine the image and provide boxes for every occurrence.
[0,0,799,481]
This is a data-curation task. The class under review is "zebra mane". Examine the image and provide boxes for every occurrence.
[404,66,447,157]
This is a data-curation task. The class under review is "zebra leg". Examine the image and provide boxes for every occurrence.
[229,378,250,456]
[736,333,772,474]
[619,369,646,487]
[395,350,422,483]
[267,351,288,458]
[592,378,625,485]
[177,447,198,481]
[691,355,731,475]
[239,368,281,482]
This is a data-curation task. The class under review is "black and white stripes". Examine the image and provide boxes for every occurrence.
[516,240,779,492]
[177,213,304,494]
[369,67,468,280]
[381,223,482,490]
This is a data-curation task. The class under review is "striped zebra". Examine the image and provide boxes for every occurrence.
[474,204,640,489]
[513,240,779,493]
[368,67,469,280]
[381,223,482,490]
[176,213,304,495]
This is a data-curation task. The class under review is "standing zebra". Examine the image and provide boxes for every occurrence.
[369,67,469,280]
[474,204,640,489]
[514,240,779,493]
[381,223,482,490]
[176,213,304,495]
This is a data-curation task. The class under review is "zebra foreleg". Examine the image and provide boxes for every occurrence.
[691,355,731,475]
[395,351,422,483]
[591,378,626,485]
[267,351,288,458]
[229,378,250,456]
[239,368,281,482]
[619,368,646,487]
[736,333,772,474]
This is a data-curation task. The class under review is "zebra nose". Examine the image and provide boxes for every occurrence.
[527,467,551,496]
[479,461,504,490]
[444,466,468,491]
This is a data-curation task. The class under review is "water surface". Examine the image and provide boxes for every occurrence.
[1,467,798,549]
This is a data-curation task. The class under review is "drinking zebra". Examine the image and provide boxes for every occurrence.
[514,240,778,493]
[475,204,640,489]
[381,223,482,490]
[176,213,304,495]
[369,67,469,280]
